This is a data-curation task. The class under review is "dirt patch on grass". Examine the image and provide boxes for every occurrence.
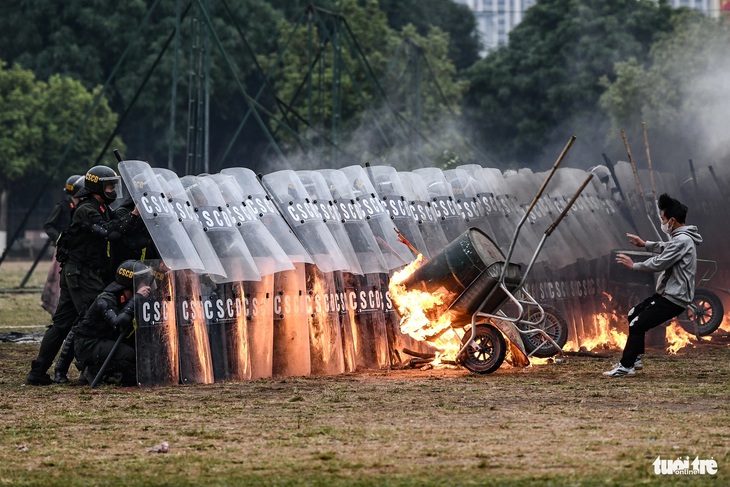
[1,340,728,486]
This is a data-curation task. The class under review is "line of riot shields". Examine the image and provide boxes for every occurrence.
[120,159,727,386]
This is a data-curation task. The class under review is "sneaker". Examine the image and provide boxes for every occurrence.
[603,363,636,377]
[53,371,69,384]
[634,358,643,370]
[26,371,54,386]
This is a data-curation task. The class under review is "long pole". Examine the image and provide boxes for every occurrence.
[642,122,660,220]
[500,135,575,282]
[621,129,662,240]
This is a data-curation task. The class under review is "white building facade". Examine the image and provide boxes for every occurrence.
[457,0,725,55]
[455,0,537,52]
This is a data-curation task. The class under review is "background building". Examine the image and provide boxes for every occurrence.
[457,0,725,55]
[455,0,537,53]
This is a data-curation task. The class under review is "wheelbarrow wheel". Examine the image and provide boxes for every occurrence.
[519,305,569,358]
[459,324,505,374]
[677,288,724,336]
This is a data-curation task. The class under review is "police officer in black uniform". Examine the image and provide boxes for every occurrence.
[43,175,82,244]
[26,165,145,385]
[73,260,152,386]
[112,191,160,264]
[41,176,84,316]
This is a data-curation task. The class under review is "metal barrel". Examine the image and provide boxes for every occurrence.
[399,228,522,327]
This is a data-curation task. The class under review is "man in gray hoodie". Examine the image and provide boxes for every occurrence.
[605,193,702,377]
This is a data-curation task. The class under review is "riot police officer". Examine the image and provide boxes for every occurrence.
[41,175,84,316]
[44,174,82,244]
[26,165,144,385]
[73,260,152,386]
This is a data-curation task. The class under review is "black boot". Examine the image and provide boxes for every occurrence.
[26,360,54,386]
[53,330,75,384]
[53,370,69,384]
[78,367,92,386]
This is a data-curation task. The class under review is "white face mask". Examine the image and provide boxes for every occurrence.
[661,220,672,235]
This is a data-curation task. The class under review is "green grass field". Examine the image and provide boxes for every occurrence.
[1,261,728,486]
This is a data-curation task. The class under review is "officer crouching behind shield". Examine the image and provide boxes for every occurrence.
[73,260,152,386]
[26,165,145,386]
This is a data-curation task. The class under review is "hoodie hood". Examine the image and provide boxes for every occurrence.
[672,225,702,245]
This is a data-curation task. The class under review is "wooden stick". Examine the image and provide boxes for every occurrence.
[621,129,662,240]
[394,227,426,261]
[620,129,644,198]
[642,122,657,202]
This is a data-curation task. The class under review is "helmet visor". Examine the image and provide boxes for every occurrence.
[100,176,123,201]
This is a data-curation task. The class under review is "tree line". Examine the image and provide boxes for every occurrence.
[1,0,728,196]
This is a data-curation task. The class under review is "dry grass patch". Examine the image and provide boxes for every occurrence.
[1,338,728,486]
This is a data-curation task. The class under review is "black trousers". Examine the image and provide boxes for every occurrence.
[30,263,105,374]
[78,336,137,385]
[620,293,685,368]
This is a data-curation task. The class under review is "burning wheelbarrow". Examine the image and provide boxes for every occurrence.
[390,138,593,373]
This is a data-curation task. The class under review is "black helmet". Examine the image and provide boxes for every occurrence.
[79,165,121,203]
[71,176,85,197]
[65,175,82,195]
[114,260,152,290]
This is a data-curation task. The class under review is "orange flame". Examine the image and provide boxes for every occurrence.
[191,296,215,384]
[164,274,179,374]
[665,321,694,354]
[720,312,730,333]
[564,294,627,351]
[389,255,463,363]
[233,282,251,380]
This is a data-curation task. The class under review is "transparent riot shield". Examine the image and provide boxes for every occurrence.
[333,270,357,372]
[461,165,518,254]
[135,259,180,387]
[221,169,313,378]
[342,271,390,370]
[588,169,636,255]
[179,175,261,283]
[341,165,413,270]
[262,170,350,274]
[549,168,614,261]
[317,169,388,275]
[296,171,356,375]
[398,171,450,258]
[297,170,363,275]
[118,161,204,271]
[243,274,275,379]
[208,174,294,276]
[305,263,345,375]
[612,161,662,240]
[153,168,227,280]
[680,166,722,257]
[200,281,250,382]
[220,167,311,265]
[173,269,215,384]
[413,167,468,243]
[366,165,430,260]
[443,167,493,239]
[272,263,311,377]
[502,169,560,267]
[576,170,630,253]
